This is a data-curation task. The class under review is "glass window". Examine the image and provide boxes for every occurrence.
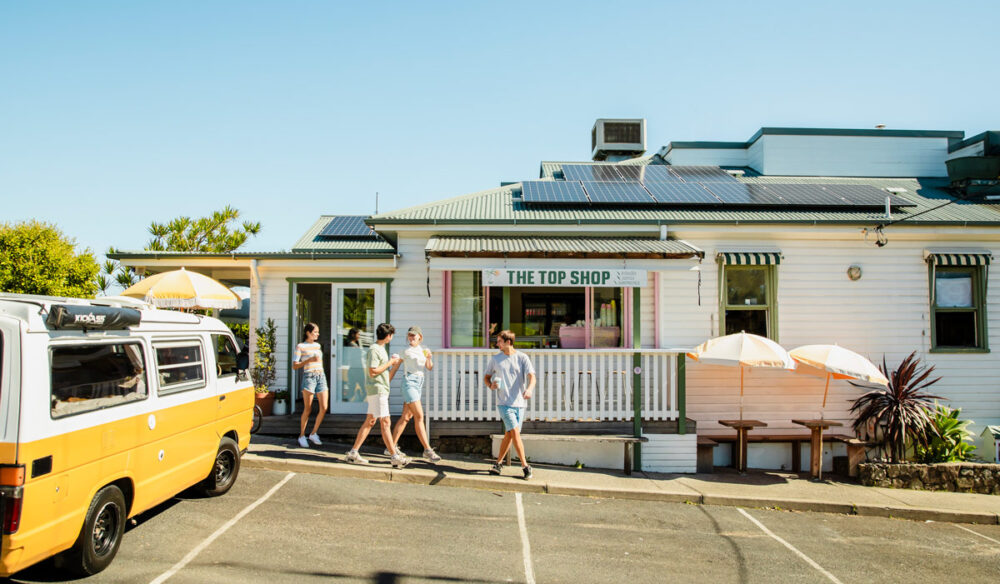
[591,287,623,347]
[450,271,484,347]
[932,267,987,350]
[722,265,776,338]
[212,333,240,377]
[155,342,206,393]
[50,342,147,418]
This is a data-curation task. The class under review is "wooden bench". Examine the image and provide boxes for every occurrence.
[707,433,856,473]
[696,436,717,473]
[829,436,874,477]
[491,434,649,475]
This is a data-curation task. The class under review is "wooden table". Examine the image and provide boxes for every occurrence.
[791,419,843,479]
[718,419,768,473]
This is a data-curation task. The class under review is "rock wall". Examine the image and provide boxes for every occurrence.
[859,462,1000,494]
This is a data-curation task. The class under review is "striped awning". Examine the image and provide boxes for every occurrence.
[926,252,992,266]
[717,251,782,265]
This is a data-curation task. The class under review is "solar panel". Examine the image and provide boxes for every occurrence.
[614,166,645,181]
[521,181,590,204]
[669,166,740,183]
[824,184,916,207]
[318,216,375,238]
[561,164,625,182]
[638,165,683,182]
[581,182,656,205]
[643,182,722,205]
[704,183,788,205]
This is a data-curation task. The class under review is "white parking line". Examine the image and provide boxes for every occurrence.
[737,508,844,584]
[954,523,1000,545]
[515,493,536,584]
[149,472,296,584]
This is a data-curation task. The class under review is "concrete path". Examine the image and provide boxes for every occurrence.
[244,435,1000,525]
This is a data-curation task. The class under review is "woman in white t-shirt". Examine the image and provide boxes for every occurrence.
[292,322,328,448]
[389,326,441,462]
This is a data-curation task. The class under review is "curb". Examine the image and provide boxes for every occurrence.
[242,453,1000,525]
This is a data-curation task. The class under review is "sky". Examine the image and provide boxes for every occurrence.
[2,1,998,260]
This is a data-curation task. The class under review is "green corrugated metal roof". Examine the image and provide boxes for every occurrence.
[292,215,396,253]
[370,175,1000,226]
[426,236,703,258]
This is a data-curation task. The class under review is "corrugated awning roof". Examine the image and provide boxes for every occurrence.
[425,236,703,259]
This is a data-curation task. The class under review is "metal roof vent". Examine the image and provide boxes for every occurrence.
[591,118,646,161]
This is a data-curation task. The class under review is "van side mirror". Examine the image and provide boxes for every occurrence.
[236,351,250,381]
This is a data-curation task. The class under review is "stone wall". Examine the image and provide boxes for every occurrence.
[859,462,1000,494]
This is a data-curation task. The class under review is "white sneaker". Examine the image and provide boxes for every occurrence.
[391,453,411,469]
[297,436,309,448]
[308,433,322,445]
[346,450,368,464]
[423,449,442,463]
[384,448,406,457]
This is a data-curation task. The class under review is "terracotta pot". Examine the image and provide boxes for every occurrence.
[254,391,275,416]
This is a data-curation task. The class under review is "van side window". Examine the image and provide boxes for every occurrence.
[50,342,148,418]
[154,342,206,394]
[212,334,240,377]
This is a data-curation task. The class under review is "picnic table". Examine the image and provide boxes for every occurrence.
[718,419,768,473]
[791,419,843,479]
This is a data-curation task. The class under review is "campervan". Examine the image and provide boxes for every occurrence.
[0,293,253,576]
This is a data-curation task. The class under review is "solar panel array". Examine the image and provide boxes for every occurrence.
[521,164,918,209]
[318,216,377,238]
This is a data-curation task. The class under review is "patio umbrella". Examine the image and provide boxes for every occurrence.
[789,344,888,409]
[687,332,796,419]
[122,267,240,310]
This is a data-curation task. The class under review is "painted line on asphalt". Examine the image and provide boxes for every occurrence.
[515,492,536,584]
[954,523,1000,545]
[737,508,843,584]
[149,472,296,584]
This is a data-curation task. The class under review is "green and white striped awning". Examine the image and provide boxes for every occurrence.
[717,251,782,265]
[926,252,992,266]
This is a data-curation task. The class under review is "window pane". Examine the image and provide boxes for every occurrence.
[213,334,240,377]
[726,267,767,306]
[591,287,623,347]
[936,311,977,347]
[936,272,973,308]
[725,309,767,337]
[156,344,205,389]
[450,271,483,347]
[51,343,147,418]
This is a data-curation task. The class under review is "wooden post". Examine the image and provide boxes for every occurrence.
[810,427,823,479]
[631,287,642,471]
[677,353,686,434]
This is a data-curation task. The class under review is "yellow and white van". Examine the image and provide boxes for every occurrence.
[0,293,254,577]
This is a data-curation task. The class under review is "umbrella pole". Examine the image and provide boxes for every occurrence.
[739,366,744,421]
[821,373,831,409]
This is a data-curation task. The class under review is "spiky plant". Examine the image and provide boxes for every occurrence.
[850,352,943,463]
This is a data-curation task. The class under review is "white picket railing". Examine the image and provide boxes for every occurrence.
[426,349,681,423]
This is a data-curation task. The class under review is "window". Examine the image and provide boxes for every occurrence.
[931,266,988,351]
[50,342,147,418]
[155,342,206,394]
[720,264,778,339]
[212,333,240,377]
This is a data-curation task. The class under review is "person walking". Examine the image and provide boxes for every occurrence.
[484,330,536,479]
[388,326,442,462]
[345,323,410,468]
[292,322,328,448]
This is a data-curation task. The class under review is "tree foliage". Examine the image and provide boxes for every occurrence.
[146,206,261,252]
[0,220,99,298]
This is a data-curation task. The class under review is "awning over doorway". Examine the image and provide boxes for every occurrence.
[425,236,704,259]
[923,250,993,266]
[716,251,783,265]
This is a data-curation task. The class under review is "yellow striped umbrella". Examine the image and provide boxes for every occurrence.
[122,268,240,310]
[790,344,888,409]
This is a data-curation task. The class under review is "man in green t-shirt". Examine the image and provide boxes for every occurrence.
[346,323,409,467]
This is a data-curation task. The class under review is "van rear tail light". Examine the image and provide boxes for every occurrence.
[1,487,22,534]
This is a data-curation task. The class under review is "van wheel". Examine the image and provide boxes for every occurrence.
[200,436,241,497]
[59,485,126,576]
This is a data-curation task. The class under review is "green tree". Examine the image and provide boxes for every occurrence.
[0,220,99,298]
[146,205,261,252]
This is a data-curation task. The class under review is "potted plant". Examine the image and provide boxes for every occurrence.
[272,389,289,416]
[251,318,278,416]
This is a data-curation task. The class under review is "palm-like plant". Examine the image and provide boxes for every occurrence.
[850,352,943,463]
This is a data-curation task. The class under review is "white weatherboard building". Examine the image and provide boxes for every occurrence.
[114,124,1000,474]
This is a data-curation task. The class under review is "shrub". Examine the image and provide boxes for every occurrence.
[913,404,976,463]
[251,318,277,394]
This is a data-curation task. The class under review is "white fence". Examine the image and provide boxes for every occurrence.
[426,349,681,422]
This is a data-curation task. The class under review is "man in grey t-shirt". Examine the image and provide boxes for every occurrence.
[483,330,536,479]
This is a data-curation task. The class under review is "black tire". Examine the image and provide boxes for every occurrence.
[199,436,241,497]
[58,484,126,576]
[250,405,263,434]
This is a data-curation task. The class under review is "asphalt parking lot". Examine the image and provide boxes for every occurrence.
[9,468,1000,584]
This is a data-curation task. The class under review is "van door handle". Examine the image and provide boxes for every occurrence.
[219,395,226,401]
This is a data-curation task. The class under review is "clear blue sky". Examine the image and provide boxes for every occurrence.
[2,1,997,258]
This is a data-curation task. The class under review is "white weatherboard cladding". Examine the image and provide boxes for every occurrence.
[747,138,765,174]
[665,148,749,167]
[662,230,1000,445]
[759,135,951,177]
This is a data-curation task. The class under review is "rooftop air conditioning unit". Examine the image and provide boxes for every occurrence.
[591,118,646,161]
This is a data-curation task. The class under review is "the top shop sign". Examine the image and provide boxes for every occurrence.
[481,269,647,288]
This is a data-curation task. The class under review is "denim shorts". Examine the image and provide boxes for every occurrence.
[301,371,329,394]
[402,372,424,404]
[498,405,524,432]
